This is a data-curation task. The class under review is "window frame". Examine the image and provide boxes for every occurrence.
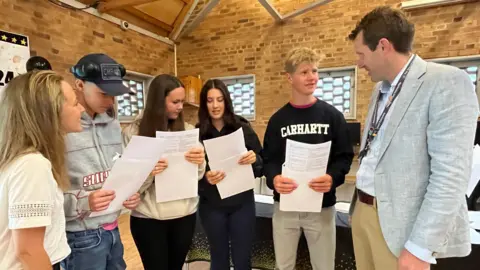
[213,74,257,121]
[116,70,153,123]
[427,55,480,108]
[317,65,358,120]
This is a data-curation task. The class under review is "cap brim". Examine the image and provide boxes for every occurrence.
[96,82,133,96]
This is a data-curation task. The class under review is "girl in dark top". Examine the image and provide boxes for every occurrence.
[197,79,263,270]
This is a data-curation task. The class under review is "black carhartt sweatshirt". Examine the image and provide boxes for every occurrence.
[262,99,354,208]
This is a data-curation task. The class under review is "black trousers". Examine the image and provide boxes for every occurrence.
[130,213,196,270]
[53,263,60,270]
[199,200,256,270]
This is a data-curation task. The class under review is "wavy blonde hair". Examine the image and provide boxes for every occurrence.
[0,71,69,190]
[284,47,320,74]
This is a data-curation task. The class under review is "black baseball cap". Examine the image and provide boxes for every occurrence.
[26,56,52,72]
[71,53,132,96]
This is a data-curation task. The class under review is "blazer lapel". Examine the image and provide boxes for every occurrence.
[375,56,427,165]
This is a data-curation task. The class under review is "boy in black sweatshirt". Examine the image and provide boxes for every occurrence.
[262,47,354,270]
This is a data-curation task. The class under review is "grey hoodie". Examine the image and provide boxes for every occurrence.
[64,112,123,232]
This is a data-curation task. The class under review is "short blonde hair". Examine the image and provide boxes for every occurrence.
[0,71,69,190]
[284,47,320,73]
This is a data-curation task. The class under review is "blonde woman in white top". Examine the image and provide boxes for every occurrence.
[0,71,85,270]
[122,74,206,270]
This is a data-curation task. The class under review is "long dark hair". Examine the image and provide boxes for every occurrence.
[198,79,239,139]
[138,74,185,137]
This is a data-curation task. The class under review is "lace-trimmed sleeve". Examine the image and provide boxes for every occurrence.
[7,154,55,229]
[8,202,53,229]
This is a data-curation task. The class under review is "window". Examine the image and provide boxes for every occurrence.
[116,71,153,123]
[316,66,357,119]
[429,56,480,106]
[216,74,256,121]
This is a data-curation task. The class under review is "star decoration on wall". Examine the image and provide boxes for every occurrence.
[0,30,29,47]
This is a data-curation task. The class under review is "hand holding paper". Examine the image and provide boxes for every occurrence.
[89,135,166,217]
[185,147,205,165]
[206,170,226,185]
[208,153,255,199]
[309,174,333,193]
[238,150,256,165]
[123,192,140,210]
[274,175,297,194]
[151,158,168,176]
[280,139,331,212]
[203,128,256,199]
[89,190,116,212]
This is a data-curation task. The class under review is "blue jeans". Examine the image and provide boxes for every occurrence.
[199,200,256,270]
[61,227,126,270]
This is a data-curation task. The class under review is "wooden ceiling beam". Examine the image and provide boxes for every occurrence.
[98,0,158,13]
[107,9,169,37]
[169,0,198,40]
[181,0,220,37]
[124,7,173,32]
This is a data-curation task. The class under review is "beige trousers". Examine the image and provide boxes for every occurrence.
[351,199,398,270]
[272,203,336,270]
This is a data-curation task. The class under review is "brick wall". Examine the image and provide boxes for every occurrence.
[177,0,480,141]
[0,0,174,88]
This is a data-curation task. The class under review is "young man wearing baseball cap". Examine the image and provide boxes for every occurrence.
[61,54,140,270]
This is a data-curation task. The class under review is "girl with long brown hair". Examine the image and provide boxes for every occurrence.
[122,74,206,270]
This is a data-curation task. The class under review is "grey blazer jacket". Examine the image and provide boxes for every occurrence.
[349,56,479,259]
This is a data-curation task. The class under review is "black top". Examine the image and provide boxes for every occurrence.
[262,99,354,208]
[198,116,263,208]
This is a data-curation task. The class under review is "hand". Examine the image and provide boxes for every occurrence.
[238,150,256,165]
[205,170,226,185]
[88,190,115,212]
[274,175,298,194]
[150,158,168,176]
[185,147,205,165]
[398,249,430,270]
[309,174,333,193]
[123,193,141,210]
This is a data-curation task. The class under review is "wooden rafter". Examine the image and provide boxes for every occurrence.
[181,0,220,36]
[124,7,173,32]
[107,9,169,36]
[98,0,158,13]
[170,0,197,40]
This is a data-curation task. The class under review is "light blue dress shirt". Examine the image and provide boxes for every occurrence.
[356,55,436,264]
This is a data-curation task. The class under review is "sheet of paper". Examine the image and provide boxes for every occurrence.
[470,228,480,245]
[467,145,480,197]
[121,135,165,160]
[90,136,165,217]
[469,211,480,230]
[156,129,199,155]
[280,166,324,212]
[280,139,331,212]
[203,127,247,161]
[209,153,255,199]
[254,194,274,205]
[155,153,198,203]
[285,139,331,172]
[90,158,158,217]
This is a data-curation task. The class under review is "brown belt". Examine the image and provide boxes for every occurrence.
[357,188,376,206]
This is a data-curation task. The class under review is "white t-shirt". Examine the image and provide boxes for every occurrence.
[0,153,71,269]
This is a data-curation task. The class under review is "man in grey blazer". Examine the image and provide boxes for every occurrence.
[348,6,479,270]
